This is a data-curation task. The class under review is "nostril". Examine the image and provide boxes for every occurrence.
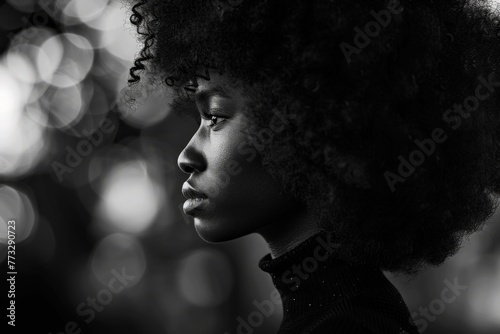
[177,155,192,174]
[177,146,205,174]
[179,161,195,174]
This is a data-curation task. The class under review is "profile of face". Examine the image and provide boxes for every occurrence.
[177,73,308,243]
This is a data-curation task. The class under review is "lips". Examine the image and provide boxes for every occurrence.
[182,182,208,216]
[182,183,207,200]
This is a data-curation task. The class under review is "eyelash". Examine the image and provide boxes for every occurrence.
[201,111,227,128]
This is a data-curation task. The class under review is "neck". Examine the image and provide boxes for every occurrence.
[257,208,321,258]
[258,231,382,319]
[257,231,418,334]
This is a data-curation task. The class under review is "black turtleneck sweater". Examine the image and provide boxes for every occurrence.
[258,232,420,334]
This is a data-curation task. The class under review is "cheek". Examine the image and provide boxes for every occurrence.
[205,124,296,216]
[207,139,258,198]
[214,140,288,215]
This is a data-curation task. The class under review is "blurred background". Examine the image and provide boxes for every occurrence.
[0,1,500,333]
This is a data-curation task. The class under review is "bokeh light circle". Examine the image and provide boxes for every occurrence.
[96,159,165,234]
[0,185,37,245]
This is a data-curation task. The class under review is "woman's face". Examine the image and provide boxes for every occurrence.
[177,73,306,242]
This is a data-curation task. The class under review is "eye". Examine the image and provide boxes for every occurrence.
[201,111,227,128]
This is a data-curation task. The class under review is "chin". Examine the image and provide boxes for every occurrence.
[193,218,252,243]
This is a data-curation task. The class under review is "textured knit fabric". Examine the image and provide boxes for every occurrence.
[258,232,420,334]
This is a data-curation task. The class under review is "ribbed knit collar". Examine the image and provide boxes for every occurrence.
[258,231,389,320]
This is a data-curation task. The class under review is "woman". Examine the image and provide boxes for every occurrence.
[124,0,500,333]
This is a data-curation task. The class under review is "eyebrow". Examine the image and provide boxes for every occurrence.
[195,84,232,105]
[171,83,233,120]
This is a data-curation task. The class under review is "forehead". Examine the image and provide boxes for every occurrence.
[192,71,249,104]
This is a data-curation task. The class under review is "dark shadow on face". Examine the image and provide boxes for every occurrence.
[177,73,309,243]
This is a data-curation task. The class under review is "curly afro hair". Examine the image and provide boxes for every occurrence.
[124,0,500,274]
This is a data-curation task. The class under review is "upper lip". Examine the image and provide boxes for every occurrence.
[182,182,208,200]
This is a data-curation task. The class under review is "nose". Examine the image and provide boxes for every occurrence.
[177,136,206,174]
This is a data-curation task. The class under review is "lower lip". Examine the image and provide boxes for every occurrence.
[183,198,208,215]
